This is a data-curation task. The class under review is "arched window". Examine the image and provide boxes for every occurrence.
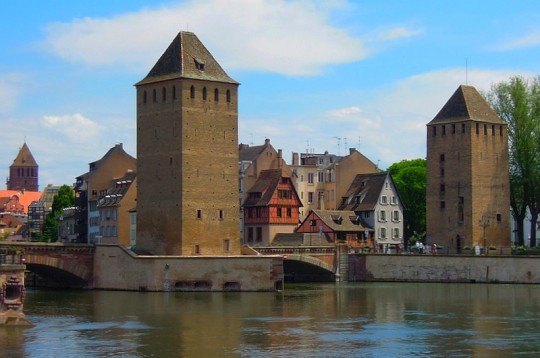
[162,87,166,102]
[226,89,231,103]
[202,87,207,100]
[173,86,177,100]
[143,91,147,104]
[152,89,157,102]
[190,86,195,99]
[214,88,219,102]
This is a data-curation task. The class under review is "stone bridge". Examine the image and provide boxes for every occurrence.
[254,246,347,282]
[0,242,95,288]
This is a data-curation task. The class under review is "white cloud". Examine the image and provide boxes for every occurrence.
[241,68,536,169]
[372,26,424,42]
[41,0,368,76]
[41,113,103,143]
[494,31,540,51]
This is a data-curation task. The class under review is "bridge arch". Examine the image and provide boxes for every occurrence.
[283,254,336,282]
[0,243,94,288]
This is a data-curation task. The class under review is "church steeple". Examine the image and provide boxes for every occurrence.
[7,142,39,192]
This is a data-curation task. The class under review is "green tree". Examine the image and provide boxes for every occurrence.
[387,158,426,242]
[41,185,75,242]
[487,76,540,247]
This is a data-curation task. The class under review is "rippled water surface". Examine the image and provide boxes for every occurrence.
[2,282,540,357]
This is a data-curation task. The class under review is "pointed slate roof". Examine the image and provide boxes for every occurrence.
[338,172,389,212]
[11,143,38,167]
[428,85,503,125]
[136,31,238,86]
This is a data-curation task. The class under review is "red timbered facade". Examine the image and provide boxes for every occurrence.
[243,169,302,246]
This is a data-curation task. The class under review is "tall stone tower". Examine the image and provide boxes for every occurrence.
[135,32,240,256]
[426,85,510,253]
[7,142,39,192]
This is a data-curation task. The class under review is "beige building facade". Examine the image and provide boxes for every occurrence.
[426,85,511,253]
[291,149,378,219]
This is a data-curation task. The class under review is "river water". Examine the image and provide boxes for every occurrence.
[2,282,540,357]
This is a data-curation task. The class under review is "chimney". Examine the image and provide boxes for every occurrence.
[292,152,299,166]
[265,138,270,146]
[277,149,283,168]
[349,148,356,155]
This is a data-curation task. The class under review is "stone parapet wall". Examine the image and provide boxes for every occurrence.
[94,245,284,291]
[348,254,540,284]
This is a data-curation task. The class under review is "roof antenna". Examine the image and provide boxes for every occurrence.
[465,57,468,85]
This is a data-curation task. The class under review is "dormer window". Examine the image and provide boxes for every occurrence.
[195,59,205,71]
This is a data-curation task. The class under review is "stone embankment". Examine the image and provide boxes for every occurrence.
[348,254,540,284]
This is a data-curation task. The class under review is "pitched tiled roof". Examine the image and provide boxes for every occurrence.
[243,169,283,206]
[312,210,372,232]
[0,190,42,214]
[428,85,503,125]
[136,31,238,86]
[11,143,38,167]
[239,144,267,162]
[338,172,388,211]
[97,171,136,208]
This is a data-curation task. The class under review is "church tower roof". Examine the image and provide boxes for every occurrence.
[428,85,503,125]
[11,143,38,167]
[136,31,238,86]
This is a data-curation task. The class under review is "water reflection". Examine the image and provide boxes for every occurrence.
[3,283,540,357]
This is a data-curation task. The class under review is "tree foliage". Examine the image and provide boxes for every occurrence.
[41,185,75,242]
[387,158,426,242]
[487,76,540,246]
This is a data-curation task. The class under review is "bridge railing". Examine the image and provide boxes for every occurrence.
[255,246,336,255]
[0,254,25,265]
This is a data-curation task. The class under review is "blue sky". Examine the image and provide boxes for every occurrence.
[2,0,540,188]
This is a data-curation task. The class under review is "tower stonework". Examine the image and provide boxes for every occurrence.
[426,85,510,253]
[135,32,240,256]
[7,143,39,192]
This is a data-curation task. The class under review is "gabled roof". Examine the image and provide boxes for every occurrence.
[136,31,238,86]
[239,142,270,162]
[428,85,503,125]
[11,143,38,167]
[243,169,284,207]
[310,210,372,232]
[339,172,388,211]
[0,190,42,214]
[97,171,137,208]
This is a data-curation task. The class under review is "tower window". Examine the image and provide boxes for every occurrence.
[461,123,466,133]
[432,126,436,136]
[492,125,495,136]
[476,123,479,134]
[497,213,501,222]
[442,125,446,135]
[499,126,503,136]
[143,91,147,104]
[440,154,445,162]
[440,201,445,209]
[152,89,157,102]
[173,86,176,100]
[196,209,202,220]
[440,184,445,193]
[214,88,219,102]
[162,87,166,102]
[202,87,207,100]
[190,85,195,99]
[452,124,455,134]
[484,124,487,135]
[226,89,231,103]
